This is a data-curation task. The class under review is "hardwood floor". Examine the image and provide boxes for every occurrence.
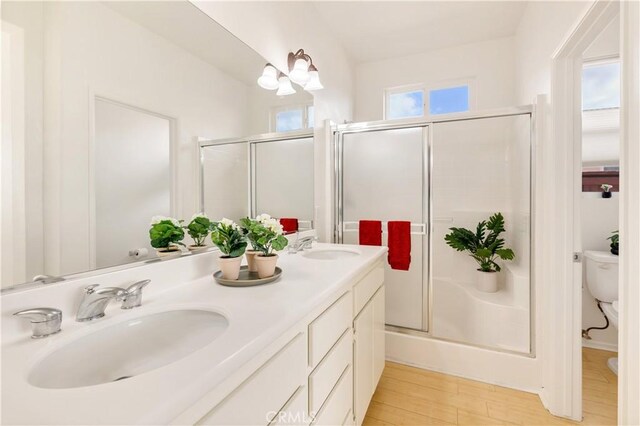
[363,348,617,426]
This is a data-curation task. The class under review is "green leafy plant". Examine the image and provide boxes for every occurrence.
[240,214,288,256]
[210,219,247,258]
[601,183,613,192]
[149,216,185,249]
[186,213,213,246]
[608,230,619,255]
[444,212,515,272]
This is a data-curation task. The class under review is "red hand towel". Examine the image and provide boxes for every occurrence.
[387,221,411,271]
[359,220,382,246]
[279,218,299,234]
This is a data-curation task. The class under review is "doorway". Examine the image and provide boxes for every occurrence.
[578,15,620,425]
[92,97,174,269]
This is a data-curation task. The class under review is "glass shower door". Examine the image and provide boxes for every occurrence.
[430,114,531,353]
[341,126,427,330]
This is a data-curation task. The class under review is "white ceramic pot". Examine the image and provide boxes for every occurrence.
[217,256,242,280]
[476,270,499,293]
[255,254,278,278]
[188,244,207,252]
[156,246,181,257]
[245,250,261,272]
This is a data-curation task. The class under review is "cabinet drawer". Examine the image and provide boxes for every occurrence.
[353,266,384,315]
[197,333,306,425]
[308,329,352,413]
[312,366,353,426]
[309,292,352,367]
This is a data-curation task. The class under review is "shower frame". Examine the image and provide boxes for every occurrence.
[333,106,536,356]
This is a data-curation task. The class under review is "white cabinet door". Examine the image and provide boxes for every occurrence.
[353,286,386,426]
[353,301,374,426]
[373,287,386,386]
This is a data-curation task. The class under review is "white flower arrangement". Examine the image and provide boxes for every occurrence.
[220,217,241,231]
[255,213,272,223]
[150,215,181,227]
[256,214,284,235]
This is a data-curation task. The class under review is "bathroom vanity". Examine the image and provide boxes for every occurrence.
[1,243,386,425]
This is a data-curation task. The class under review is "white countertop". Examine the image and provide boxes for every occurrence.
[1,243,387,425]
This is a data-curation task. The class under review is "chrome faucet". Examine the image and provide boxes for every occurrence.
[76,284,126,322]
[289,235,318,253]
[14,308,63,338]
[121,279,151,309]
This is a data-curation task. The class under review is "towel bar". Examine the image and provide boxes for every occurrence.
[342,221,426,236]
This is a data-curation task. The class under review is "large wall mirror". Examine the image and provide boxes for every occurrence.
[200,132,315,231]
[0,1,314,289]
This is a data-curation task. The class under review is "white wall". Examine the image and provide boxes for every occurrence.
[354,37,516,122]
[514,1,593,104]
[583,14,620,60]
[581,194,619,350]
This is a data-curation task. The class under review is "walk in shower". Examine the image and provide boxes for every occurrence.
[334,108,532,354]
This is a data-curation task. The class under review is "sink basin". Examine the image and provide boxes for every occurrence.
[302,248,360,260]
[28,310,228,389]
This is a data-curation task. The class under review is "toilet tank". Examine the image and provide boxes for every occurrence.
[584,250,619,302]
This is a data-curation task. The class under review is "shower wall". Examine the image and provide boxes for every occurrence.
[430,114,531,352]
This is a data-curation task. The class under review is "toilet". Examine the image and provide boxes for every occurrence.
[584,250,619,374]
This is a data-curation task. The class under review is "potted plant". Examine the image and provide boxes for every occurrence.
[608,230,619,255]
[240,217,262,272]
[242,214,288,278]
[210,218,247,280]
[601,183,613,198]
[149,216,185,257]
[186,213,213,251]
[444,212,515,293]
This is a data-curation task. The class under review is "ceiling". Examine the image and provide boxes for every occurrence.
[104,1,266,85]
[311,1,528,63]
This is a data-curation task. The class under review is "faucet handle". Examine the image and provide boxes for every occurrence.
[121,279,151,309]
[84,284,100,294]
[14,308,62,339]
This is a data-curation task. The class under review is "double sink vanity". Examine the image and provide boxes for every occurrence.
[1,241,386,425]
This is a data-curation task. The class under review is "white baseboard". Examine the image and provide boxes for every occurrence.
[385,330,541,395]
[582,339,618,353]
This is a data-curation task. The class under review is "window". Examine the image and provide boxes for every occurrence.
[582,61,620,110]
[384,83,470,120]
[581,58,620,192]
[272,104,314,132]
[429,85,469,115]
[386,89,424,119]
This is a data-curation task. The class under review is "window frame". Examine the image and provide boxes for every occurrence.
[383,78,476,120]
[270,103,314,133]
